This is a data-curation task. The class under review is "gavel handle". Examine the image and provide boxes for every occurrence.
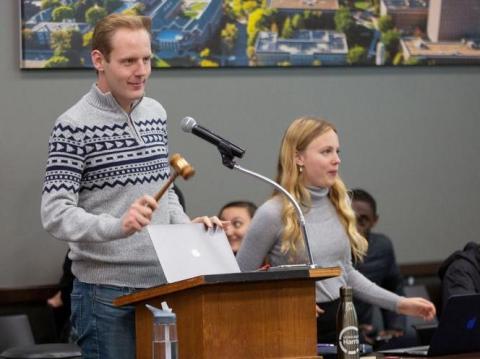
[154,173,179,202]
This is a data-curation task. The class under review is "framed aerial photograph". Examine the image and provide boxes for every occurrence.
[20,0,480,69]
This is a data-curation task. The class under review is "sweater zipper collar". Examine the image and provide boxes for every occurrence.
[125,99,143,145]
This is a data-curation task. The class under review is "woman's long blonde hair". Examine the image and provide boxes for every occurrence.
[274,116,368,262]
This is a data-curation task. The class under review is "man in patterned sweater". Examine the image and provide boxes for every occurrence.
[41,14,222,359]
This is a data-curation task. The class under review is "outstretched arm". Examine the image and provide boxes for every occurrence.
[397,297,436,322]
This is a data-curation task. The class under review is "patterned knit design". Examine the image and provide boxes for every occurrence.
[43,119,170,194]
[41,84,190,288]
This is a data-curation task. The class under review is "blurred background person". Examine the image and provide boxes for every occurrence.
[46,250,74,342]
[438,242,480,312]
[351,188,406,344]
[219,201,257,255]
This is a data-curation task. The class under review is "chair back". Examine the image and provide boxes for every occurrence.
[0,315,35,352]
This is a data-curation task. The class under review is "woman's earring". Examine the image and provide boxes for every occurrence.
[299,165,303,173]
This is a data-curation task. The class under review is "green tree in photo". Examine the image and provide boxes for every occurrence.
[85,5,108,26]
[200,48,211,58]
[243,0,258,14]
[41,0,61,10]
[291,14,305,30]
[334,7,354,34]
[247,45,256,61]
[381,29,400,53]
[49,29,84,67]
[378,15,393,32]
[231,0,243,18]
[405,57,422,65]
[153,55,170,68]
[247,8,263,46]
[50,30,72,55]
[282,17,294,38]
[44,55,70,68]
[347,45,367,64]
[221,23,239,53]
[392,51,403,65]
[200,59,219,67]
[83,30,93,48]
[52,6,75,22]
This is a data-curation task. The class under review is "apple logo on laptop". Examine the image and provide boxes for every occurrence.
[466,316,477,330]
[191,249,201,257]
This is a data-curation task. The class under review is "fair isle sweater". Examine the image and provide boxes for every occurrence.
[41,84,190,288]
[236,187,401,312]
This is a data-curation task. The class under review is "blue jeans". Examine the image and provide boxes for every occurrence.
[71,279,138,359]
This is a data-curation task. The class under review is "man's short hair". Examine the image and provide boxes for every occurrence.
[351,188,377,216]
[92,14,152,61]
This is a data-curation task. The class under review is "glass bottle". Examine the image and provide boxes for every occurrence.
[336,286,360,359]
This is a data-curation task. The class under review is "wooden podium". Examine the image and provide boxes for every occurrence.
[114,267,340,359]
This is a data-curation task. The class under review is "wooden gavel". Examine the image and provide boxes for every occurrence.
[154,153,195,202]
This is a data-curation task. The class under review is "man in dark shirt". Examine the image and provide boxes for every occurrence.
[438,242,480,312]
[351,189,406,343]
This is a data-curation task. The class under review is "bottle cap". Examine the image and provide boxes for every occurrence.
[146,304,176,324]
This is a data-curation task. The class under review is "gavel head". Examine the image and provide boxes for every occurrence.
[170,153,195,180]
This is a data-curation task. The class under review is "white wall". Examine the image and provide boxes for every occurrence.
[1,1,479,286]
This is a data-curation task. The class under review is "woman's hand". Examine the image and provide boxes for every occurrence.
[397,297,436,321]
[192,216,229,229]
[316,304,325,318]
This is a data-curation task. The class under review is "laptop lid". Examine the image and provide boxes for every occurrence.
[427,293,480,356]
[380,293,480,357]
[148,223,240,283]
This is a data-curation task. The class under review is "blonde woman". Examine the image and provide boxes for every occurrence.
[236,116,435,342]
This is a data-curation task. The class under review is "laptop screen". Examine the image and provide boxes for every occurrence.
[148,223,240,283]
[381,293,480,357]
[427,293,480,356]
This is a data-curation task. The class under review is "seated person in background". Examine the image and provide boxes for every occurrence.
[351,189,406,344]
[438,242,480,312]
[47,250,74,342]
[218,201,257,255]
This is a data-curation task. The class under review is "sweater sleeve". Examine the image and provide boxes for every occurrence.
[236,200,282,271]
[347,256,403,313]
[41,119,125,243]
[167,185,190,224]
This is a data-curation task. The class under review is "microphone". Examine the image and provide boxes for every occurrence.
[181,117,245,159]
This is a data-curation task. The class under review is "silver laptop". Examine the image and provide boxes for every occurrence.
[148,223,240,283]
[380,293,480,357]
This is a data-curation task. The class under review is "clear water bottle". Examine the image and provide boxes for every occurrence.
[146,303,178,359]
[336,286,360,359]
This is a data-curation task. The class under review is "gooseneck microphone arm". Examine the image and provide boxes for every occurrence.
[180,116,315,267]
[231,163,315,268]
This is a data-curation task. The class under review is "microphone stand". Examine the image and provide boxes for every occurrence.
[217,142,316,269]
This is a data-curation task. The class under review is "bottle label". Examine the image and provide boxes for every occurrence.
[338,325,359,356]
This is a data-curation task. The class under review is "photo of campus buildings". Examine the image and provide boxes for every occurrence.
[20,0,480,68]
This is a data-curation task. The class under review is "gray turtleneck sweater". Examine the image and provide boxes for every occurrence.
[41,84,190,288]
[236,187,401,312]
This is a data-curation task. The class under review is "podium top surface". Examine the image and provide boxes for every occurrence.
[114,266,340,307]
